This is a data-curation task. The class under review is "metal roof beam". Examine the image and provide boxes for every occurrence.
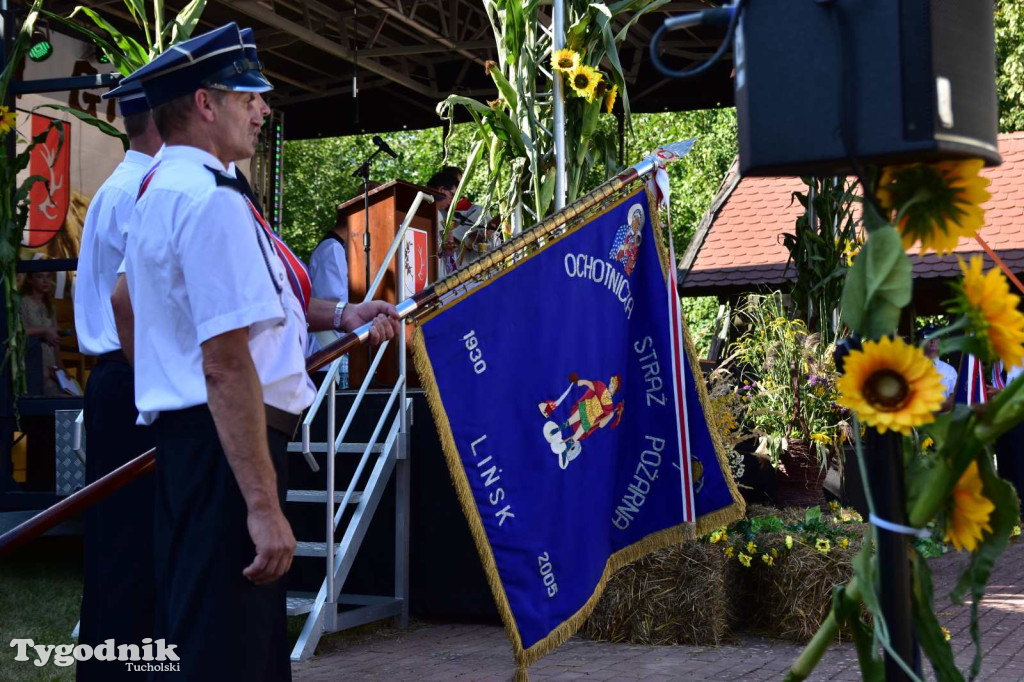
[362,0,486,66]
[219,0,438,98]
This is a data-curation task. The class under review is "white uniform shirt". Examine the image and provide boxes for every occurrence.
[1007,363,1023,385]
[306,236,348,361]
[934,358,958,399]
[124,145,315,424]
[74,150,152,355]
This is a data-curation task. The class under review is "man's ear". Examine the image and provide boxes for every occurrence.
[194,88,217,123]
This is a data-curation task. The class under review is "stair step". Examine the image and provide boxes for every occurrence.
[287,443,383,454]
[287,490,363,504]
[294,541,342,558]
[286,592,317,616]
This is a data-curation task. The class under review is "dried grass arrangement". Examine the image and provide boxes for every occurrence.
[582,541,732,646]
[584,504,868,646]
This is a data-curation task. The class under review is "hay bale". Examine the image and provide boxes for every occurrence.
[583,541,731,646]
[732,530,863,642]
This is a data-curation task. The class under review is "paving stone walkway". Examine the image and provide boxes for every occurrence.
[292,542,1024,681]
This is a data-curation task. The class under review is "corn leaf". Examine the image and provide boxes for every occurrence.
[34,104,129,151]
[70,7,149,68]
[170,0,206,44]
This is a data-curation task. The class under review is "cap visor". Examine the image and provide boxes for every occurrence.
[211,70,273,92]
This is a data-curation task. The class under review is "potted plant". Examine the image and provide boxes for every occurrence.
[726,293,849,507]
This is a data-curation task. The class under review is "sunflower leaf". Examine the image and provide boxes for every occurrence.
[911,552,964,682]
[841,225,912,338]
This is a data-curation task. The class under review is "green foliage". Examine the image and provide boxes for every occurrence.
[628,108,737,254]
[281,109,738,263]
[727,293,848,465]
[996,0,1024,133]
[44,0,207,75]
[281,129,451,261]
[681,295,720,357]
[783,177,860,341]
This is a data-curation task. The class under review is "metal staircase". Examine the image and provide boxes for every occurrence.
[285,189,431,661]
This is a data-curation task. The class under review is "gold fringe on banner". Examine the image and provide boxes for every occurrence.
[409,183,743,674]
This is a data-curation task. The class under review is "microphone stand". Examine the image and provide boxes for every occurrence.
[352,147,383,379]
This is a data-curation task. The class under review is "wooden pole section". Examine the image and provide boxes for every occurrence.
[0,142,687,557]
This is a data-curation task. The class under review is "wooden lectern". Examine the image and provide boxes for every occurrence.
[337,179,438,387]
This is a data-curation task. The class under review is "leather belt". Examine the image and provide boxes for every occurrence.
[265,404,301,439]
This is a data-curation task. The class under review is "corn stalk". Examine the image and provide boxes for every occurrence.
[437,0,668,240]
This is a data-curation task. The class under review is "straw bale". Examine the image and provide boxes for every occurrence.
[583,541,732,646]
[734,530,863,642]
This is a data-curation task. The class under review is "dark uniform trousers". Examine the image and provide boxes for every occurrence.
[78,355,156,682]
[151,405,291,682]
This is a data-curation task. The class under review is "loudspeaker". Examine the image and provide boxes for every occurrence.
[734,0,1001,177]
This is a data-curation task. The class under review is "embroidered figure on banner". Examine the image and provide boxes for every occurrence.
[608,204,645,277]
[539,372,625,469]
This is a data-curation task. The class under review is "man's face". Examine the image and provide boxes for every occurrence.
[436,174,463,212]
[924,338,940,358]
[210,90,268,162]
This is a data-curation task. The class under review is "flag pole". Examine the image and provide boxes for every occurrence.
[0,140,694,557]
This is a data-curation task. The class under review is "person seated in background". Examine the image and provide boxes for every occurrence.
[19,271,66,397]
[426,166,500,275]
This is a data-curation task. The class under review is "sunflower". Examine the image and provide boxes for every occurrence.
[568,64,601,102]
[738,552,752,567]
[724,546,735,558]
[944,460,995,552]
[761,553,774,566]
[921,436,935,451]
[876,159,990,255]
[0,105,15,136]
[551,48,580,74]
[816,538,831,554]
[951,256,1024,368]
[709,528,727,544]
[836,336,945,435]
[605,83,618,114]
[746,541,757,554]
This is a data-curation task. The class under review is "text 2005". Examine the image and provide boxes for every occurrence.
[537,552,558,597]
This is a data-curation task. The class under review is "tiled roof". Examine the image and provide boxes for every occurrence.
[680,132,1024,295]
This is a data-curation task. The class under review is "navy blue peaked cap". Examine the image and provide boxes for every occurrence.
[120,23,272,109]
[101,78,150,117]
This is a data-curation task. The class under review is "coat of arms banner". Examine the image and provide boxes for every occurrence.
[412,184,744,672]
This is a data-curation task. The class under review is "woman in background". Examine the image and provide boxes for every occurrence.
[20,271,65,396]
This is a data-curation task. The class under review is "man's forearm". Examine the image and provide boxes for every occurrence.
[110,275,135,364]
[203,331,280,513]
[306,297,340,332]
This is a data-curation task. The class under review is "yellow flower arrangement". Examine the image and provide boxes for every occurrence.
[709,528,727,544]
[724,546,735,558]
[876,159,990,255]
[605,83,618,114]
[840,538,849,550]
[1013,525,1021,538]
[944,460,995,552]
[771,548,779,558]
[568,64,601,102]
[747,541,757,554]
[837,336,945,435]
[828,500,840,513]
[0,105,14,137]
[921,436,935,451]
[785,535,794,549]
[762,553,774,566]
[810,432,832,446]
[952,257,1024,368]
[551,48,580,74]
[738,552,752,567]
[816,538,831,554]
[941,626,951,642]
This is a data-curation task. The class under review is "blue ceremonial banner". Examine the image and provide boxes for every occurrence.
[412,184,743,669]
